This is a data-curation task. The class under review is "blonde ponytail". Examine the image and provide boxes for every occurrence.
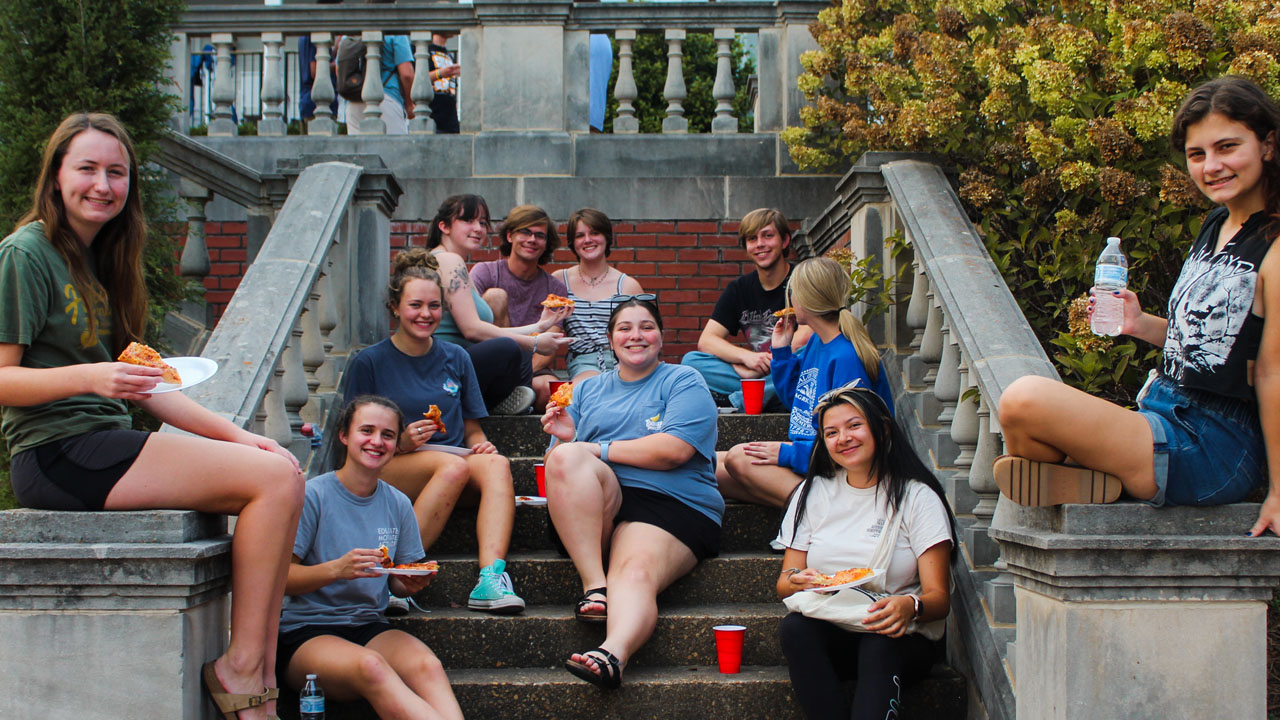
[837,307,881,384]
[789,256,883,383]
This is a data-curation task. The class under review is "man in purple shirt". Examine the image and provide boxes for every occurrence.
[470,205,569,407]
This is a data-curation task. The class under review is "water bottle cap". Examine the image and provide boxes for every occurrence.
[306,673,317,680]
[1106,236,1121,245]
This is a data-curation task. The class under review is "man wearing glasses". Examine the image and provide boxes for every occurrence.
[471,205,570,407]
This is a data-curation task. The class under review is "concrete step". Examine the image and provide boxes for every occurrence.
[277,664,968,720]
[479,412,790,458]
[428,500,785,555]
[412,551,781,608]
[391,603,788,669]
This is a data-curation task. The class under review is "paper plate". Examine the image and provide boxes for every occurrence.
[516,495,548,506]
[141,357,219,394]
[371,566,438,577]
[804,568,887,593]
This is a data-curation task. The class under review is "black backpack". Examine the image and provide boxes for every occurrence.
[335,37,367,102]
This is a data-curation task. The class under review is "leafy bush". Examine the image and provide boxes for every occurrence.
[605,32,756,134]
[0,0,194,508]
[783,0,1280,403]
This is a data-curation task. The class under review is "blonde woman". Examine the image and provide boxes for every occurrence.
[718,256,894,508]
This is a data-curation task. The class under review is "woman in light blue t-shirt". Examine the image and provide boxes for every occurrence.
[279,396,463,720]
[541,296,722,690]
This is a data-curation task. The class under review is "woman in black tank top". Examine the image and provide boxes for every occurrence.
[994,76,1280,539]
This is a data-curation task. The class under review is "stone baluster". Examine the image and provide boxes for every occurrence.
[711,28,737,134]
[282,329,310,458]
[968,401,1003,569]
[314,269,340,392]
[299,295,325,425]
[309,33,337,135]
[409,31,436,134]
[259,32,286,136]
[919,292,943,386]
[935,322,960,426]
[263,368,291,449]
[208,33,238,136]
[358,31,386,135]
[662,29,688,134]
[613,30,639,134]
[179,180,212,280]
[948,351,981,515]
[905,263,929,351]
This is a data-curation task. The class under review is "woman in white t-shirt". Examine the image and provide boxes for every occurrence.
[775,384,955,719]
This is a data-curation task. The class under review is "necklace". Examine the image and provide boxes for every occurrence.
[580,266,610,289]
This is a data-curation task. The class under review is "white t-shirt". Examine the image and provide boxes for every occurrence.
[776,473,952,596]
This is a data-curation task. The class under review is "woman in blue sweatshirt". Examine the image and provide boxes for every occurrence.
[718,256,894,507]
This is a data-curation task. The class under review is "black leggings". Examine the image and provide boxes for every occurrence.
[778,612,936,720]
[464,337,532,411]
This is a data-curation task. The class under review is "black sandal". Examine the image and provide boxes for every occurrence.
[565,647,623,689]
[574,587,607,623]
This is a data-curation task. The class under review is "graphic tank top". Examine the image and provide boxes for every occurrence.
[1161,208,1272,400]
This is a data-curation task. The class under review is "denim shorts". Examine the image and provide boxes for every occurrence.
[567,350,616,378]
[1136,374,1265,507]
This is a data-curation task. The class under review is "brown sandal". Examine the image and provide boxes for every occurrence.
[201,661,273,719]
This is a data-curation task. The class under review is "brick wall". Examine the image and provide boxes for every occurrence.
[193,218,801,367]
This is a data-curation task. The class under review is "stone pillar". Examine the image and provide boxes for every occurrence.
[991,503,1280,720]
[470,0,575,131]
[661,29,688,134]
[756,0,824,132]
[359,31,386,135]
[259,32,286,136]
[409,31,436,134]
[208,33,238,137]
[0,510,231,720]
[711,28,738,134]
[309,33,337,136]
[613,30,639,134]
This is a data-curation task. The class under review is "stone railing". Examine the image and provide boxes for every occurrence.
[165,158,401,474]
[815,154,1280,720]
[171,0,823,135]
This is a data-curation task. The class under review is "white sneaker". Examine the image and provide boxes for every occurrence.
[494,385,535,415]
[386,595,410,617]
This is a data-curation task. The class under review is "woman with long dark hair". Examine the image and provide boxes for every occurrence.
[0,113,302,720]
[997,75,1280,537]
[776,384,955,719]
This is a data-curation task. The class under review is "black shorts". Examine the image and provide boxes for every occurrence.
[614,485,721,561]
[10,429,150,511]
[277,621,394,680]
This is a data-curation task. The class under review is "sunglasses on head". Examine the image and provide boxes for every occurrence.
[813,379,889,415]
[610,293,658,306]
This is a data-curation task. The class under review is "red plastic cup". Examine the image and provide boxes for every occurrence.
[713,624,746,673]
[548,380,567,398]
[535,463,546,497]
[741,379,766,415]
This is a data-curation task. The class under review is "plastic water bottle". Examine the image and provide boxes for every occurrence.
[300,674,324,719]
[1090,236,1128,336]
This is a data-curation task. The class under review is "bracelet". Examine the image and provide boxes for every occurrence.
[599,441,611,462]
[907,593,923,619]
[533,333,541,354]
[783,567,803,577]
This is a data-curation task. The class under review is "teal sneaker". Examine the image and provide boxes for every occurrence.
[468,559,526,615]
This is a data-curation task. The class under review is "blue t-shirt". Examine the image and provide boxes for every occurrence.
[435,286,495,348]
[280,471,425,632]
[772,333,895,476]
[345,337,487,447]
[567,363,723,525]
[381,35,414,108]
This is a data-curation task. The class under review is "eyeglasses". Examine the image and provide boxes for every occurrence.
[610,293,658,306]
[513,228,548,242]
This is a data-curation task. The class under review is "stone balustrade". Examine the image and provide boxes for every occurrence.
[810,154,1280,720]
[172,0,823,136]
[168,159,400,474]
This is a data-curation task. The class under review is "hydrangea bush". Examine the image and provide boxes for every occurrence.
[783,0,1280,402]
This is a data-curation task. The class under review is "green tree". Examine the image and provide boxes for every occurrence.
[783,0,1280,404]
[605,32,756,134]
[0,0,193,508]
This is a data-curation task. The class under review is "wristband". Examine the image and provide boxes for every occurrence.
[599,441,611,463]
[907,593,923,619]
[533,333,541,354]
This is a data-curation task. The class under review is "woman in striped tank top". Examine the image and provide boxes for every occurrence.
[559,208,646,381]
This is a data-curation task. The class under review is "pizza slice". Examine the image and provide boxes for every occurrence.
[423,405,445,434]
[541,293,576,310]
[378,545,393,568]
[812,567,873,587]
[773,307,796,318]
[117,342,182,384]
[550,382,574,408]
[392,560,440,572]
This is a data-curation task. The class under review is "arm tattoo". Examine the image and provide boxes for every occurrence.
[447,264,471,296]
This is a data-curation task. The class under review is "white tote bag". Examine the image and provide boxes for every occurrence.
[782,489,945,641]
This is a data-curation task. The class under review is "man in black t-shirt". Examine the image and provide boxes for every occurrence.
[681,208,808,411]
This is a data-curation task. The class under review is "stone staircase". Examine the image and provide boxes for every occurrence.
[278,413,967,719]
